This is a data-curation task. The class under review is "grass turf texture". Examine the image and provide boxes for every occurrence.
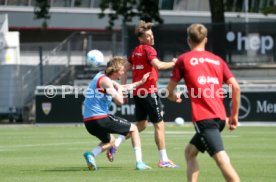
[0,124,275,182]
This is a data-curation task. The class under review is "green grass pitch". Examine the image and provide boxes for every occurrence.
[0,124,275,182]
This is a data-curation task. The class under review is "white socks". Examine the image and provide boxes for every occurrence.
[159,149,169,161]
[91,146,102,157]
[134,147,142,162]
[116,135,141,162]
[115,135,126,147]
[115,136,169,162]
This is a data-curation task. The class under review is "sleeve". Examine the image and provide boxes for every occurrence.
[145,46,157,62]
[222,60,234,83]
[170,56,184,82]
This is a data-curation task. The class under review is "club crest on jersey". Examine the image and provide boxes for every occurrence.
[42,102,52,115]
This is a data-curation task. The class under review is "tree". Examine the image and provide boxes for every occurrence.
[33,1,229,29]
[98,0,163,55]
[100,0,227,59]
[33,0,163,29]
[208,0,227,60]
[98,0,163,28]
[209,0,225,22]
[33,0,229,58]
[261,6,276,15]
[34,0,50,28]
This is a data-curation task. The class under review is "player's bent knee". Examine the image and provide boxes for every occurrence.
[136,121,147,131]
[129,123,139,132]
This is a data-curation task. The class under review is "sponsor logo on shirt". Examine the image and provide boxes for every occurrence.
[134,52,143,56]
[190,57,220,66]
[197,76,219,85]
[133,65,144,70]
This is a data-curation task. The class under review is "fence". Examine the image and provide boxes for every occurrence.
[0,31,121,121]
[1,22,276,122]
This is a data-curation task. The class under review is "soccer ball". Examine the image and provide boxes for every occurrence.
[86,49,104,67]
[174,117,185,125]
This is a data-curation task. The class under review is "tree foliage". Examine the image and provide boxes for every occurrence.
[98,0,163,28]
[261,6,276,15]
[34,0,50,28]
[32,0,229,28]
[208,0,226,60]
[209,0,225,23]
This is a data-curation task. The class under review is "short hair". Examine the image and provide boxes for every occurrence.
[105,56,126,76]
[187,24,208,44]
[134,20,154,37]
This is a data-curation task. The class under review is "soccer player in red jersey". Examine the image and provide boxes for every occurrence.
[167,24,240,181]
[113,20,178,168]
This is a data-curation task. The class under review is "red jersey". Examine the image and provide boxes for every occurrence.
[128,44,158,96]
[171,50,233,122]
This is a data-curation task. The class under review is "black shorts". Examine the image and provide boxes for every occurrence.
[190,119,226,156]
[84,115,131,143]
[133,92,163,123]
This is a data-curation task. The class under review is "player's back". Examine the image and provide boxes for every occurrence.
[179,50,227,121]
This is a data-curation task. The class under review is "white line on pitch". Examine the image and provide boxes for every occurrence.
[143,131,239,138]
[0,141,90,152]
[143,131,193,135]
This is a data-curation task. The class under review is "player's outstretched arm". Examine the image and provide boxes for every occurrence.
[121,72,151,91]
[151,58,176,70]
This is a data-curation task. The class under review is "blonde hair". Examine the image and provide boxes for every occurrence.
[187,24,208,44]
[105,56,126,76]
[134,20,154,37]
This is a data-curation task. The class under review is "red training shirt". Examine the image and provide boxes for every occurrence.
[171,50,233,122]
[128,44,158,96]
